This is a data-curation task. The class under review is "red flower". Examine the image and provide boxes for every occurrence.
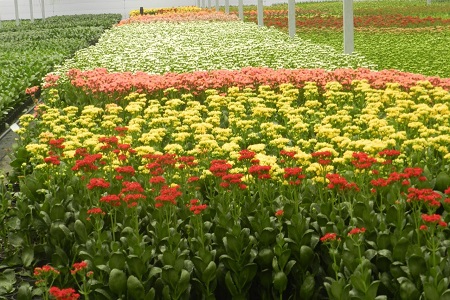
[155,185,182,207]
[187,176,200,183]
[188,199,208,215]
[407,188,442,207]
[348,227,366,236]
[86,178,110,190]
[209,160,233,177]
[320,233,337,242]
[248,165,271,180]
[149,176,166,184]
[421,214,443,223]
[71,261,88,275]
[49,138,65,149]
[221,173,247,190]
[238,149,256,161]
[419,225,428,231]
[49,287,80,300]
[115,166,136,177]
[34,265,60,277]
[326,173,359,192]
[87,207,105,215]
[378,149,401,157]
[275,209,284,217]
[100,194,121,206]
[284,167,306,185]
[351,152,377,169]
[311,151,333,165]
[44,155,61,165]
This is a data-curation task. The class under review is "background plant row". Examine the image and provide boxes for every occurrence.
[233,0,450,77]
[0,14,121,131]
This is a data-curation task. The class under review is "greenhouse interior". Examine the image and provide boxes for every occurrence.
[0,0,450,299]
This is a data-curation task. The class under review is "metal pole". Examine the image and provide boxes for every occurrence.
[225,0,229,14]
[208,0,211,9]
[202,0,205,8]
[197,0,200,7]
[343,0,354,54]
[238,0,243,20]
[29,0,34,22]
[257,0,264,27]
[41,0,46,21]
[15,0,20,26]
[215,0,219,11]
[288,0,295,38]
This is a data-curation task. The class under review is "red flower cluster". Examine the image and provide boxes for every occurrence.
[238,149,257,161]
[115,165,136,180]
[220,173,247,190]
[351,152,378,169]
[421,214,447,228]
[119,181,146,207]
[145,153,177,175]
[371,167,426,188]
[99,194,121,207]
[44,155,61,166]
[70,261,88,275]
[248,165,272,180]
[284,167,306,186]
[87,207,105,215]
[311,151,333,166]
[155,185,182,207]
[99,136,119,151]
[72,153,103,172]
[326,173,359,192]
[49,287,80,300]
[320,232,338,242]
[407,187,442,208]
[348,227,366,236]
[178,156,198,169]
[34,265,60,277]
[209,160,233,177]
[378,149,401,165]
[188,199,208,215]
[149,176,166,185]
[86,178,110,190]
[49,138,65,150]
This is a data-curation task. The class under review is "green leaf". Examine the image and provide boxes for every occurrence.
[21,247,34,268]
[162,251,175,266]
[399,278,420,300]
[50,204,65,221]
[278,249,291,271]
[109,252,126,270]
[299,274,315,300]
[74,220,88,242]
[225,271,239,296]
[299,245,314,268]
[260,227,276,246]
[424,282,440,300]
[127,275,145,300]
[365,281,380,300]
[127,256,146,279]
[407,255,426,279]
[17,283,32,300]
[202,261,217,283]
[273,271,288,293]
[440,289,450,300]
[109,269,127,297]
[161,266,179,288]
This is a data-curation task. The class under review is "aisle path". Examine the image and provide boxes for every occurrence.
[0,130,16,175]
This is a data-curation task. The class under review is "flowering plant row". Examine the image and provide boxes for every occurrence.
[119,11,239,25]
[6,78,450,298]
[53,20,375,76]
[128,6,202,17]
[44,67,450,108]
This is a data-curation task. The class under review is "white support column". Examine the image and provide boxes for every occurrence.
[257,0,264,27]
[208,0,211,9]
[41,0,46,21]
[343,0,354,54]
[15,0,20,26]
[29,0,34,22]
[197,0,201,7]
[238,0,243,20]
[225,0,229,14]
[202,0,206,8]
[288,0,295,38]
[215,0,219,11]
